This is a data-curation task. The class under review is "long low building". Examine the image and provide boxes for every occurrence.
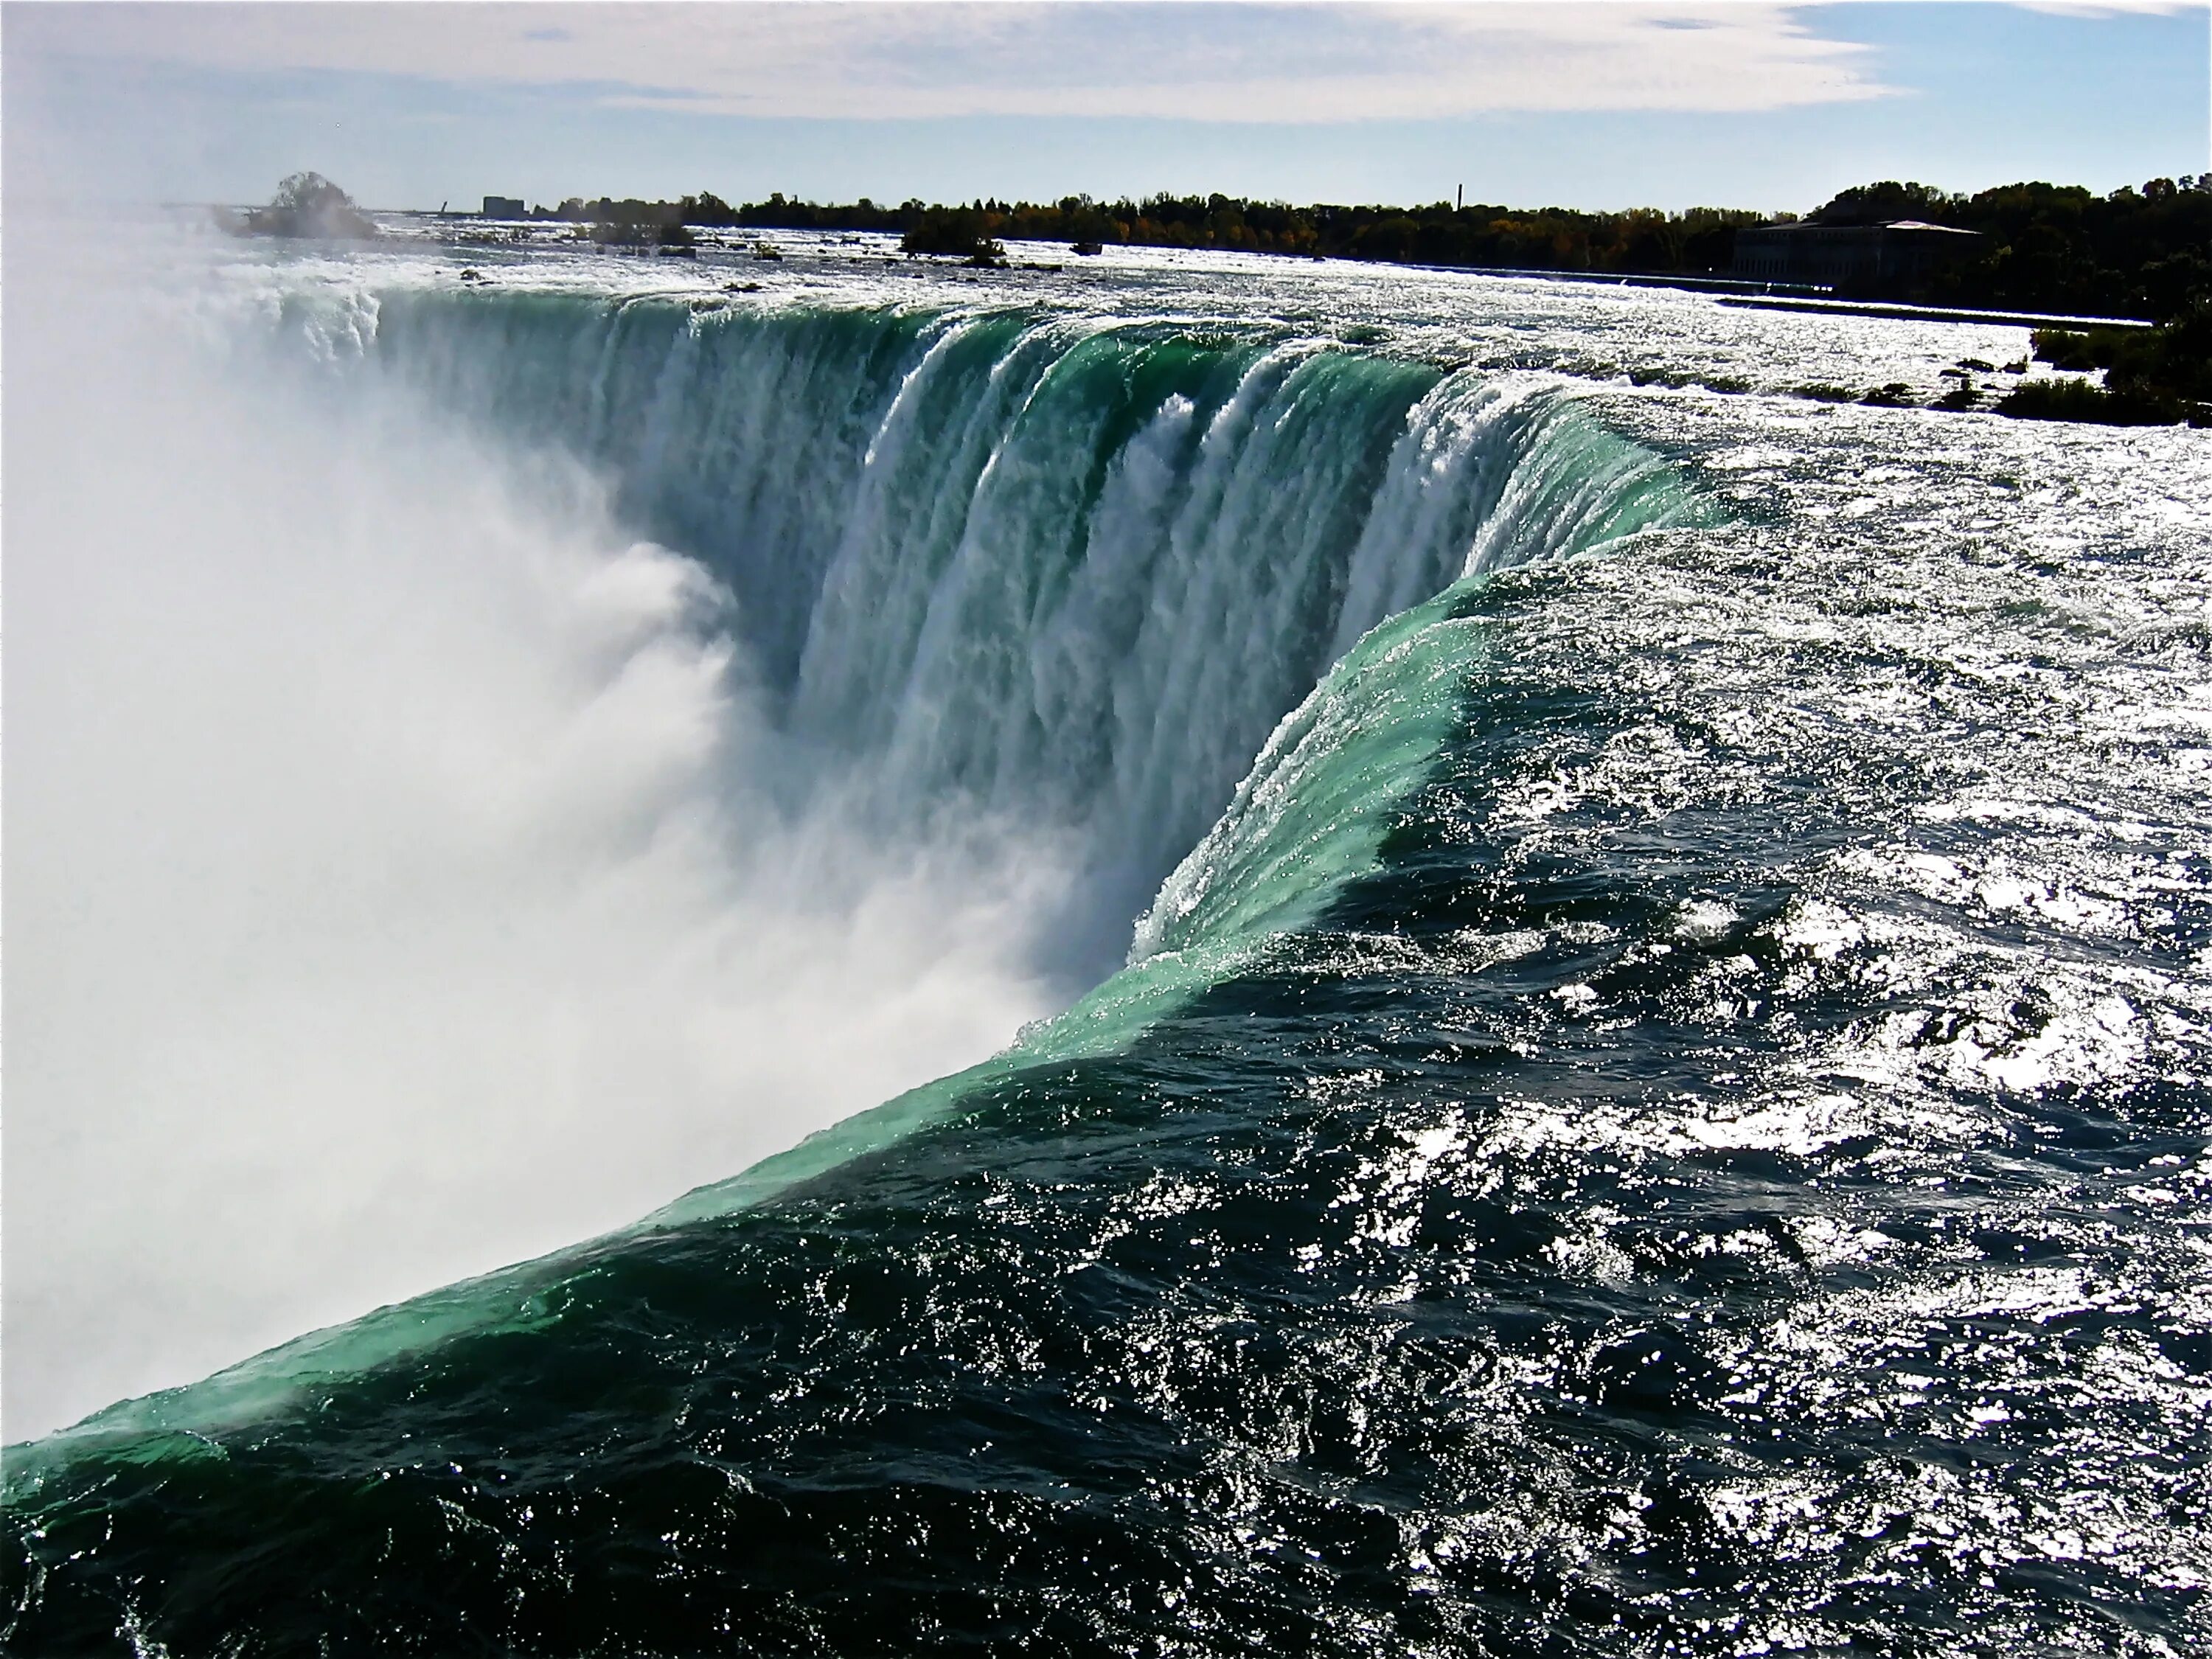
[1732,220,1983,298]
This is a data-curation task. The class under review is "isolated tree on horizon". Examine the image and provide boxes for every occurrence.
[237,173,379,240]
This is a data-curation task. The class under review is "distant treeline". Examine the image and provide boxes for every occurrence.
[530,174,2212,321]
[1812,177,2212,320]
[547,191,1762,281]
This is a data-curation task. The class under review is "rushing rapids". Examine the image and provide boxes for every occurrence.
[6,229,2211,1655]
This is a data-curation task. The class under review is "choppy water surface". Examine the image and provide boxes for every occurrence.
[7,225,2211,1655]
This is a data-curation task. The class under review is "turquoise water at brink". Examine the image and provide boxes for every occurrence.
[6,226,2212,1654]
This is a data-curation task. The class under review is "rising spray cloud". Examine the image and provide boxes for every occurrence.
[1,226,1071,1439]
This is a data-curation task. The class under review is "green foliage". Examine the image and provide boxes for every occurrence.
[2143,296,2212,402]
[1785,175,2212,318]
[681,192,740,226]
[546,170,2207,321]
[237,173,378,240]
[629,188,1765,279]
[2031,329,2096,371]
[899,209,1006,264]
[1999,378,2137,423]
[2032,326,2139,372]
[1933,177,2212,319]
[581,200,694,249]
[2017,296,2212,425]
[1812,181,1965,226]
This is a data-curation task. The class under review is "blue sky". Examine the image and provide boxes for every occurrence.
[6,3,2207,214]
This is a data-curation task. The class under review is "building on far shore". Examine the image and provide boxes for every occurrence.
[481,196,527,220]
[1731,220,1982,299]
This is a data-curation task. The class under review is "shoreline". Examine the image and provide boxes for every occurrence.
[1716,293,2152,332]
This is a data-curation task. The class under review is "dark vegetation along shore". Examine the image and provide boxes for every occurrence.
[598,174,2211,321]
[229,171,2212,426]
[2008,312,2212,425]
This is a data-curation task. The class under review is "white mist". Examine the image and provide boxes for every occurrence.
[2,228,1068,1440]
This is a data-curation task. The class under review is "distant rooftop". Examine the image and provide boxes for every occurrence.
[1756,219,1983,237]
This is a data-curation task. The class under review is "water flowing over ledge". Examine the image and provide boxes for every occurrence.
[17,251,2208,1657]
[8,291,1708,1455]
[366,293,1705,928]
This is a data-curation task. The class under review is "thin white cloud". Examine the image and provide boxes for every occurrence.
[2007,2,2201,15]
[9,2,1894,120]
